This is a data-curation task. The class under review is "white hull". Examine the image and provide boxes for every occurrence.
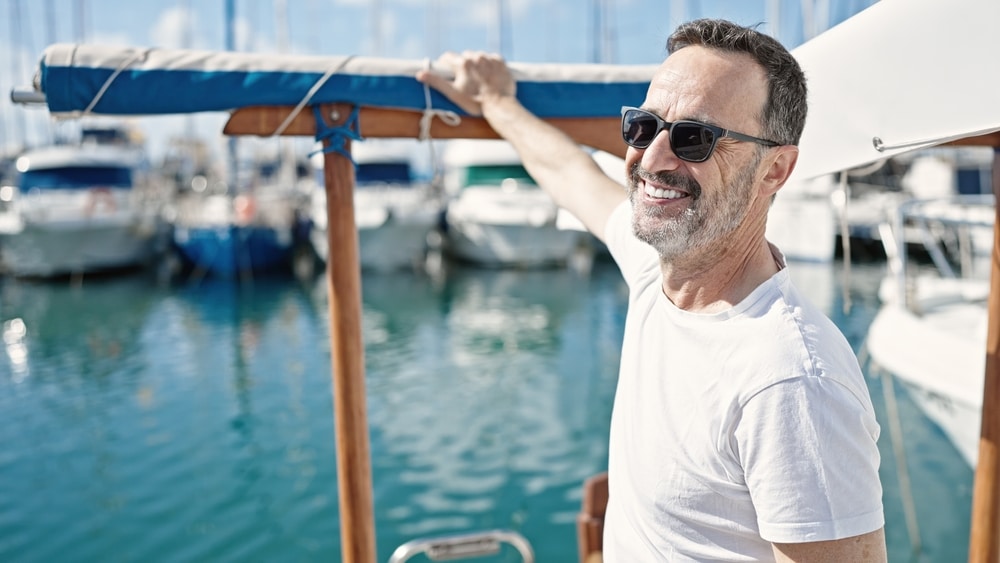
[445,219,583,268]
[766,195,837,262]
[311,215,440,272]
[868,301,985,466]
[766,175,837,263]
[1,143,163,277]
[0,214,160,277]
[310,187,441,272]
[444,186,585,268]
[865,195,994,468]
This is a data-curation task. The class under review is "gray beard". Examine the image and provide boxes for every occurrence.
[627,155,761,261]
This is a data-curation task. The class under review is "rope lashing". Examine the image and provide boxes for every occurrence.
[311,105,362,165]
[271,55,355,137]
[418,58,462,141]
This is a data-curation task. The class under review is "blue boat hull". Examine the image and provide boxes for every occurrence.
[172,224,297,280]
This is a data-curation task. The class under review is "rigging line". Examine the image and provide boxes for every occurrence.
[82,48,153,115]
[418,58,461,195]
[270,56,355,138]
[876,363,923,556]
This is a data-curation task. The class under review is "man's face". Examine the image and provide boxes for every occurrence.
[623,46,771,260]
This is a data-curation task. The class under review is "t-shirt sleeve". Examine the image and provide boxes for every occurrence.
[734,375,885,543]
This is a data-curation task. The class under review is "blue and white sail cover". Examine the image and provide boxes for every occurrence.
[35,43,656,120]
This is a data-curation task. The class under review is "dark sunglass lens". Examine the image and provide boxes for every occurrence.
[672,122,716,161]
[623,111,657,147]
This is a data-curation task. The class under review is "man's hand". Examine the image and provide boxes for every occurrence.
[415,51,516,116]
[418,50,626,240]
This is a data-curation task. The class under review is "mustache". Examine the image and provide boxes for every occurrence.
[629,162,702,199]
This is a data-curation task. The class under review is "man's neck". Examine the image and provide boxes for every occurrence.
[659,238,781,313]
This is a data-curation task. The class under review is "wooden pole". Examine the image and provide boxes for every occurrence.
[321,108,376,563]
[969,147,1000,562]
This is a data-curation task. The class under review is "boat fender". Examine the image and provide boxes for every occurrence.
[234,195,256,225]
[84,187,117,216]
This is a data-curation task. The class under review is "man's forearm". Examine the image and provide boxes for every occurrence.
[479,94,627,239]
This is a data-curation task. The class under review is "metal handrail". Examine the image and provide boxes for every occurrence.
[885,194,996,308]
[388,529,534,563]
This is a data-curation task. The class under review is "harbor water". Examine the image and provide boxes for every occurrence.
[0,259,974,562]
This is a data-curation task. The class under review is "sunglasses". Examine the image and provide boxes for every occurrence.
[620,106,780,163]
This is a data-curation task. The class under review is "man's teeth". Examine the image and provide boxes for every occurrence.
[644,184,685,199]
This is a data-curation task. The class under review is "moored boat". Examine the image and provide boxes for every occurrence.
[441,139,590,269]
[866,194,994,466]
[0,134,165,278]
[170,177,310,282]
[309,139,443,272]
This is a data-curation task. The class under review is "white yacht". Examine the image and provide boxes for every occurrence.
[310,140,443,273]
[0,134,164,277]
[441,140,588,268]
[866,194,994,466]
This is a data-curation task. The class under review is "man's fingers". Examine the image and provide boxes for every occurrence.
[416,68,483,116]
[414,50,512,116]
[436,51,465,68]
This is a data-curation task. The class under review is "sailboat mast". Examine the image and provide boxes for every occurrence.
[671,0,684,23]
[591,0,615,64]
[426,0,441,59]
[970,147,1000,562]
[75,0,86,42]
[492,0,510,59]
[371,0,383,56]
[224,0,238,190]
[6,0,24,151]
[274,0,296,185]
[766,0,781,40]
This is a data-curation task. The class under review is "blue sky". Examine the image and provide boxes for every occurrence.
[1,0,877,162]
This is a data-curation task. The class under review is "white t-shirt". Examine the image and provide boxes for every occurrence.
[602,200,884,562]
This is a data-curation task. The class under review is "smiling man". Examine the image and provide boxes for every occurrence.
[418,18,886,562]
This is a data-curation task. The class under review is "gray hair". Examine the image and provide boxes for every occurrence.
[667,19,807,147]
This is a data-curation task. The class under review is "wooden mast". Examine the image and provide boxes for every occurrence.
[969,145,1000,562]
[319,107,375,563]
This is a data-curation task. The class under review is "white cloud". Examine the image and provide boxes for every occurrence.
[462,0,548,26]
[223,16,277,53]
[150,6,197,49]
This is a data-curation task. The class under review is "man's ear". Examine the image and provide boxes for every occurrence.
[758,145,799,197]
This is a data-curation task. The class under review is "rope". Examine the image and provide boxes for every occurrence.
[418,58,461,140]
[311,105,362,163]
[271,55,356,137]
[82,48,153,115]
[418,58,461,195]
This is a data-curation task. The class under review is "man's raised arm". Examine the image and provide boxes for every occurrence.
[417,52,628,242]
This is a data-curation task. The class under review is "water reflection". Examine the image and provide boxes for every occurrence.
[0,275,159,384]
[3,318,28,380]
[325,263,628,554]
[0,258,971,562]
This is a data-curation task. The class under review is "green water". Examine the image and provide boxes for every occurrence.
[0,260,974,562]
